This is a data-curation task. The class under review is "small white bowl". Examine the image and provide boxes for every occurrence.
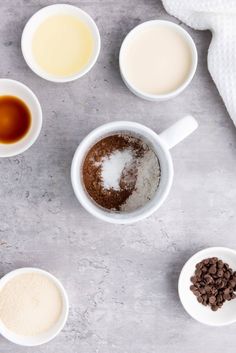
[119,20,198,101]
[179,247,236,326]
[0,267,69,346]
[0,79,42,158]
[21,4,101,82]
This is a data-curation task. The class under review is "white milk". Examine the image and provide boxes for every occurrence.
[121,25,193,95]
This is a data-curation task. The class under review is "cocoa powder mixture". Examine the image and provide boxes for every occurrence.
[82,134,148,210]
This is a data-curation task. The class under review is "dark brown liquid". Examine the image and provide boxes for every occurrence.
[0,95,31,144]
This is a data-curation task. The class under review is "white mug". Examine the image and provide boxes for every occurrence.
[71,115,198,224]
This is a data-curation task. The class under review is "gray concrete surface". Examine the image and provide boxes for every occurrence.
[0,0,236,352]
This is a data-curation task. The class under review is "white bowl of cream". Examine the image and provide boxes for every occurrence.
[0,268,69,346]
[21,4,100,82]
[119,20,198,101]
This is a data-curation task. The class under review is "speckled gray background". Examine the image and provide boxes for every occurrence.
[0,0,236,352]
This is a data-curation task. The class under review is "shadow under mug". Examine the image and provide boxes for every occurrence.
[71,116,198,224]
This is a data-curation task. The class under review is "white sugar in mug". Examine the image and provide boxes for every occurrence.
[71,116,198,224]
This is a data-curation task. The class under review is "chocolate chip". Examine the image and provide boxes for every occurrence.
[191,276,197,284]
[199,287,206,295]
[224,288,230,295]
[205,285,212,293]
[195,270,202,277]
[197,296,203,303]
[211,287,218,295]
[223,293,231,301]
[190,257,236,311]
[217,294,223,303]
[204,274,213,284]
[215,278,222,287]
[209,265,217,274]
[196,263,203,270]
[209,296,216,304]
[211,305,218,311]
[221,279,227,288]
[224,271,230,280]
[229,279,236,288]
[217,269,224,277]
[193,290,199,297]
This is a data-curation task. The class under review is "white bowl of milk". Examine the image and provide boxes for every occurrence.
[119,20,198,101]
[21,4,101,82]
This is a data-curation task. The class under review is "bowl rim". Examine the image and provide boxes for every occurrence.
[119,19,198,101]
[21,3,101,83]
[0,267,69,346]
[178,247,236,326]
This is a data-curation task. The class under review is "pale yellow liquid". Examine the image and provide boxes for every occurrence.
[121,25,193,95]
[32,15,94,77]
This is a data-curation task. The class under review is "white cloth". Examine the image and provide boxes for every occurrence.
[162,0,236,125]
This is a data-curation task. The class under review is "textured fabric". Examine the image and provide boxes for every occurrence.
[162,0,236,125]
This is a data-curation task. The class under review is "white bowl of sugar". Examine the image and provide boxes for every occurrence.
[0,268,69,346]
[119,20,198,101]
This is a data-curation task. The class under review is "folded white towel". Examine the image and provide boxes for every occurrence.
[162,0,236,125]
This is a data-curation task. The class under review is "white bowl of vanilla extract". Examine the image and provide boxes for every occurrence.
[0,79,42,158]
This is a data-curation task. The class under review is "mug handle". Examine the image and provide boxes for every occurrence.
[159,115,198,150]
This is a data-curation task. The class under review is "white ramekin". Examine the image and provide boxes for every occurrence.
[179,247,236,326]
[0,79,42,158]
[71,116,198,224]
[0,267,69,346]
[21,4,101,83]
[119,20,198,101]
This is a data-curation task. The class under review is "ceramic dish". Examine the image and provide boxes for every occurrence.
[71,116,198,224]
[179,247,236,326]
[21,4,101,82]
[119,20,198,101]
[0,267,69,346]
[0,79,42,158]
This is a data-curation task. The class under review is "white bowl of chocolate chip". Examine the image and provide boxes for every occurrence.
[179,247,236,326]
[71,116,198,224]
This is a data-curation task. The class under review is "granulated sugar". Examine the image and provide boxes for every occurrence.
[82,134,161,211]
[101,149,134,190]
[0,273,62,336]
